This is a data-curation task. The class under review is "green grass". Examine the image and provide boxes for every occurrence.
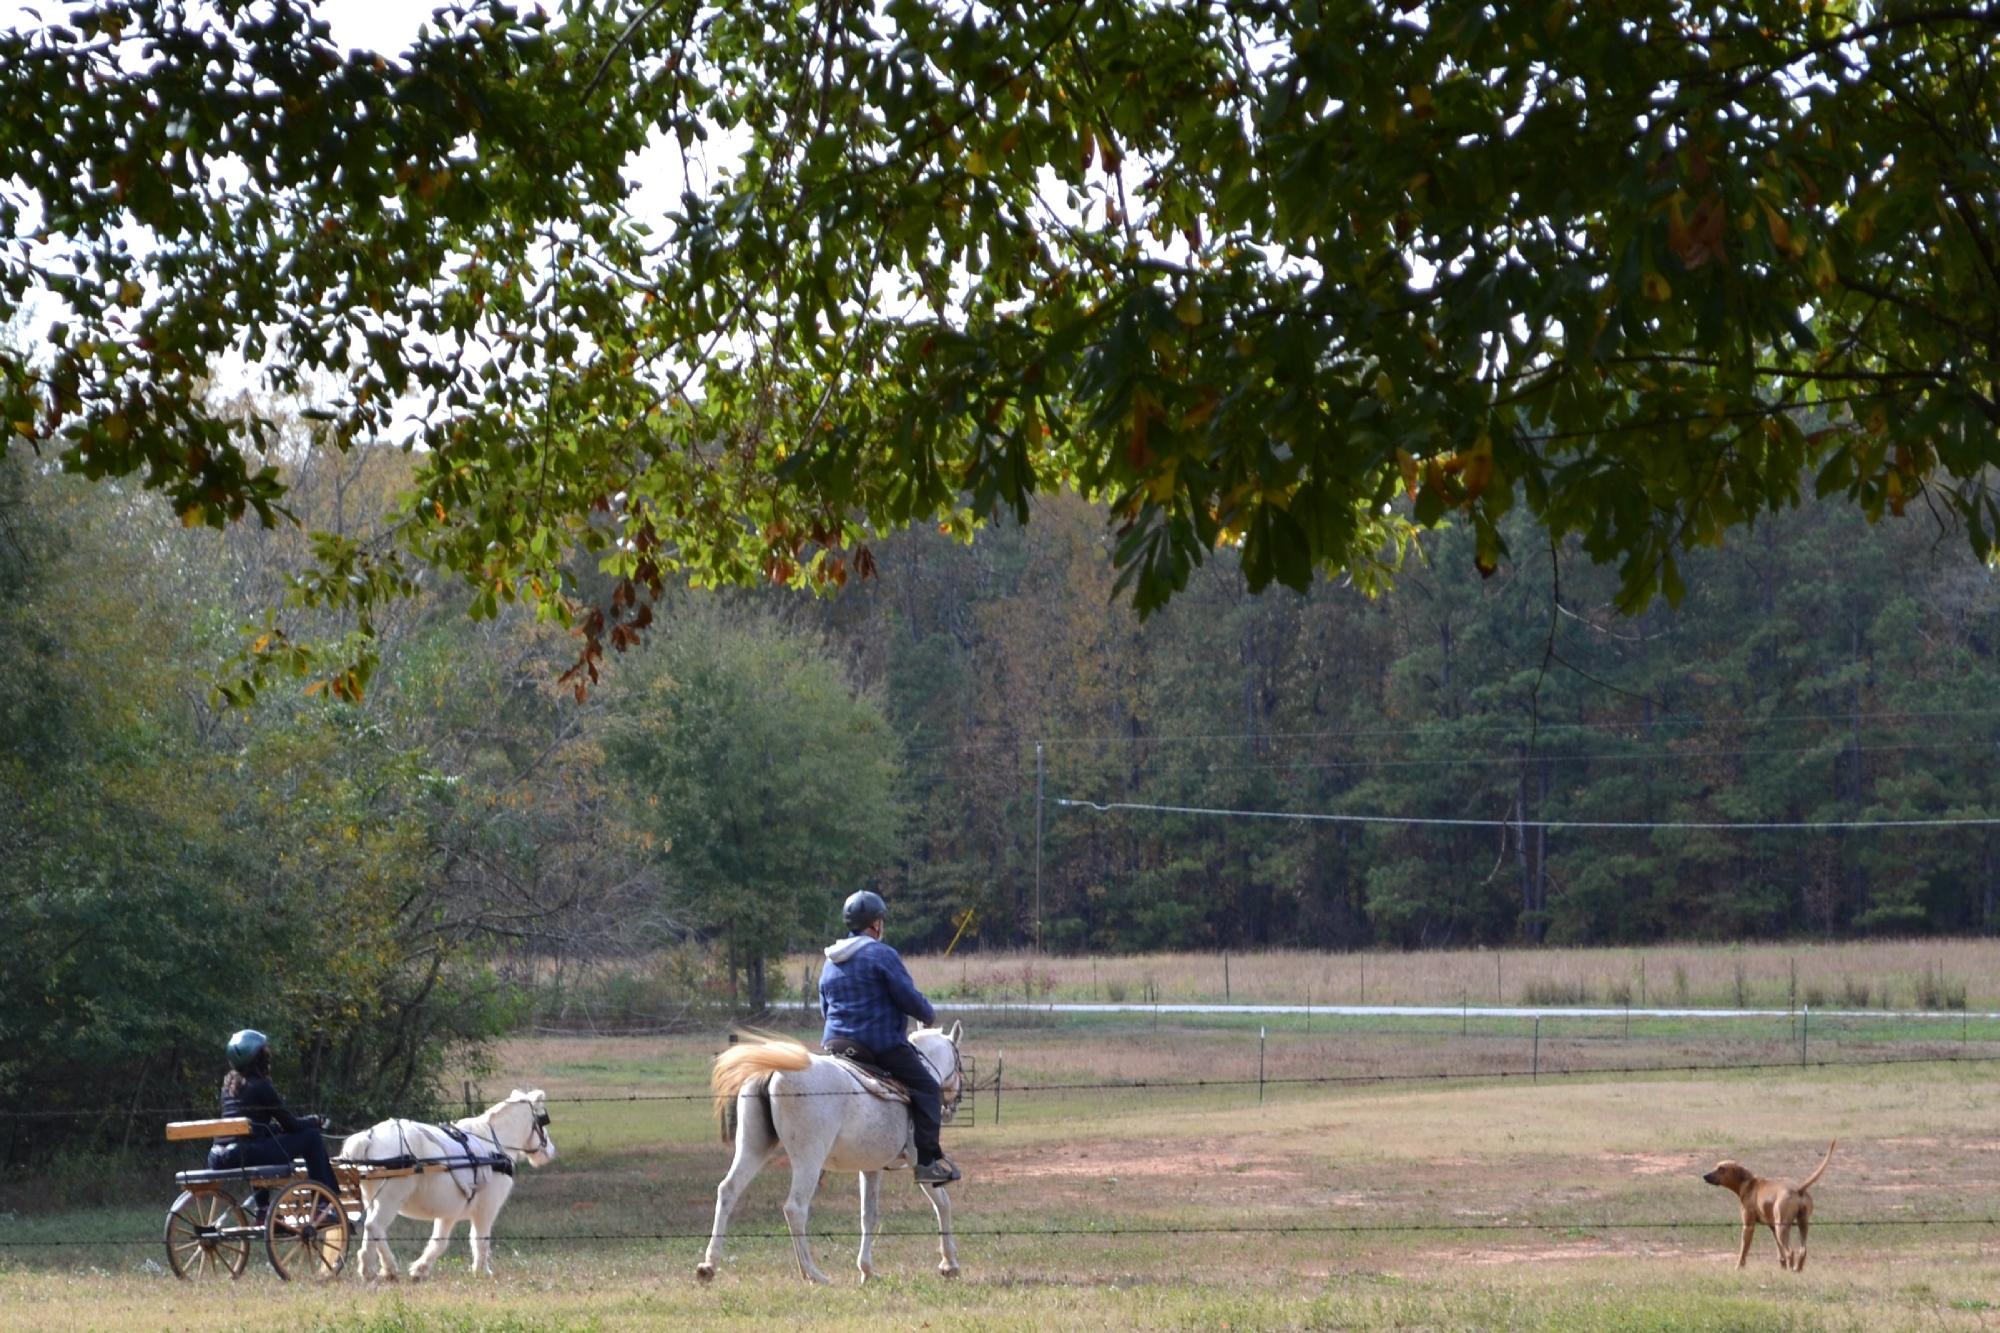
[9,1024,2000,1328]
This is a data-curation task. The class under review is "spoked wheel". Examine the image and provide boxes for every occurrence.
[265,1181,350,1281]
[164,1189,252,1280]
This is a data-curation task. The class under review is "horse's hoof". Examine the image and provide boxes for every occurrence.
[939,1265,961,1279]
[695,1263,715,1283]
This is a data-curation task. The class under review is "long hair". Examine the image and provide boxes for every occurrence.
[222,1045,273,1099]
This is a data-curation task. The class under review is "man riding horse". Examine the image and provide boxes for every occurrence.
[819,890,960,1185]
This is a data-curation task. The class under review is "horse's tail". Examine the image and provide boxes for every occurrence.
[712,1031,813,1139]
[1800,1140,1836,1191]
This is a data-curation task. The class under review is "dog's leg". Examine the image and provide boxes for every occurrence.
[1771,1217,1791,1268]
[1736,1218,1755,1268]
[1793,1212,1809,1271]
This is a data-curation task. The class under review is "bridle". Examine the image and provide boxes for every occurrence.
[499,1098,554,1157]
[916,1038,964,1123]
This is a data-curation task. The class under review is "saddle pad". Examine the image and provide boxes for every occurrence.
[827,1056,911,1104]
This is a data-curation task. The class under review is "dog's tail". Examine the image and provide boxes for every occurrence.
[1800,1139,1836,1191]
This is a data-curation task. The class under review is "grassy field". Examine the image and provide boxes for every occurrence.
[7,1003,2000,1330]
[876,939,2000,1011]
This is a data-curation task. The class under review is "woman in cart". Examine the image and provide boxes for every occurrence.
[209,1029,338,1202]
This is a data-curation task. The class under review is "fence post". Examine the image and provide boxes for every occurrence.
[1258,1027,1266,1104]
[994,1052,1003,1126]
[1360,953,1366,1005]
[1224,953,1231,1003]
[1624,999,1630,1040]
[1305,984,1311,1036]
[1801,1006,1809,1066]
[1462,992,1468,1037]
[1789,957,1797,1014]
[1532,1017,1540,1084]
[463,1080,473,1118]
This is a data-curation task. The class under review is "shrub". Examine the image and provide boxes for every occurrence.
[1521,978,1590,1005]
[1914,967,1968,1011]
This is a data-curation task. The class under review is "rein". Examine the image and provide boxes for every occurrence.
[916,1039,964,1120]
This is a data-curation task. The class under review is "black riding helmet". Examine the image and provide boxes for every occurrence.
[226,1028,270,1072]
[842,890,887,932]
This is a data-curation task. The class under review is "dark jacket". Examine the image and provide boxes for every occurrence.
[222,1074,311,1136]
[820,934,935,1052]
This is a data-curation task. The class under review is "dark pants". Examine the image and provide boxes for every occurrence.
[210,1127,339,1196]
[828,1038,944,1165]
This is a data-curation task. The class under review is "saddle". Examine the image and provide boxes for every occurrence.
[821,1039,910,1105]
[821,1040,920,1172]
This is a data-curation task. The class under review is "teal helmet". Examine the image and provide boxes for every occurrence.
[842,890,887,932]
[226,1028,269,1071]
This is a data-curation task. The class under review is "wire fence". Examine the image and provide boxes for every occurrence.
[7,1039,2000,1260]
[6,1218,2000,1250]
[8,1038,2000,1121]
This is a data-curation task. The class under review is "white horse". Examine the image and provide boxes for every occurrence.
[338,1088,557,1281]
[695,1024,966,1285]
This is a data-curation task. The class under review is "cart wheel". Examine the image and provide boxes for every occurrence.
[164,1189,252,1280]
[265,1181,350,1281]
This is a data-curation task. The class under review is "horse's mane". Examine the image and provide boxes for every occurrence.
[711,1030,813,1122]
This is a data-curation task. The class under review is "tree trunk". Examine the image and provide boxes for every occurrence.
[1533,753,1551,942]
[1515,746,1534,937]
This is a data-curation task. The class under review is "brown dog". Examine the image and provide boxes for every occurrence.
[1702,1141,1835,1270]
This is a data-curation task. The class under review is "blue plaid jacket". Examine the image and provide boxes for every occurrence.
[819,935,935,1053]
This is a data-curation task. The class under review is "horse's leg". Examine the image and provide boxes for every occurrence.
[467,1206,493,1277]
[920,1183,960,1278]
[361,1187,404,1282]
[406,1217,458,1281]
[781,1151,835,1285]
[855,1170,882,1283]
[696,1090,781,1282]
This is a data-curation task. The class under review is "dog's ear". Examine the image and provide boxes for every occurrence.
[1705,1161,1745,1188]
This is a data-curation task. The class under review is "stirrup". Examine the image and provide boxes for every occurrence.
[913,1158,960,1185]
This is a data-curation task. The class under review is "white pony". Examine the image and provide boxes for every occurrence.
[696,1024,965,1285]
[338,1088,557,1281]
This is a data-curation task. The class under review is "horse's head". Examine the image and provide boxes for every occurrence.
[913,1021,966,1124]
[493,1088,557,1167]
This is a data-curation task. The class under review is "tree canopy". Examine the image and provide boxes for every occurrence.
[4,0,1997,692]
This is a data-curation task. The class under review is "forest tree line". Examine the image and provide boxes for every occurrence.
[5,436,1998,1153]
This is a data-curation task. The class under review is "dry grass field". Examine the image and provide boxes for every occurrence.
[883,939,2000,1011]
[7,982,2000,1330]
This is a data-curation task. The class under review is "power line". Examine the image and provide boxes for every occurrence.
[1055,797,2000,832]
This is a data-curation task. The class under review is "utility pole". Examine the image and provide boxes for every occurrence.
[1034,741,1045,954]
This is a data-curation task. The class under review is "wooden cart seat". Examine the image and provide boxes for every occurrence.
[164,1118,253,1142]
[174,1162,307,1188]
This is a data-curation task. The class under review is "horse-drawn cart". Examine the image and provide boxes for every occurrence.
[161,1115,517,1281]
